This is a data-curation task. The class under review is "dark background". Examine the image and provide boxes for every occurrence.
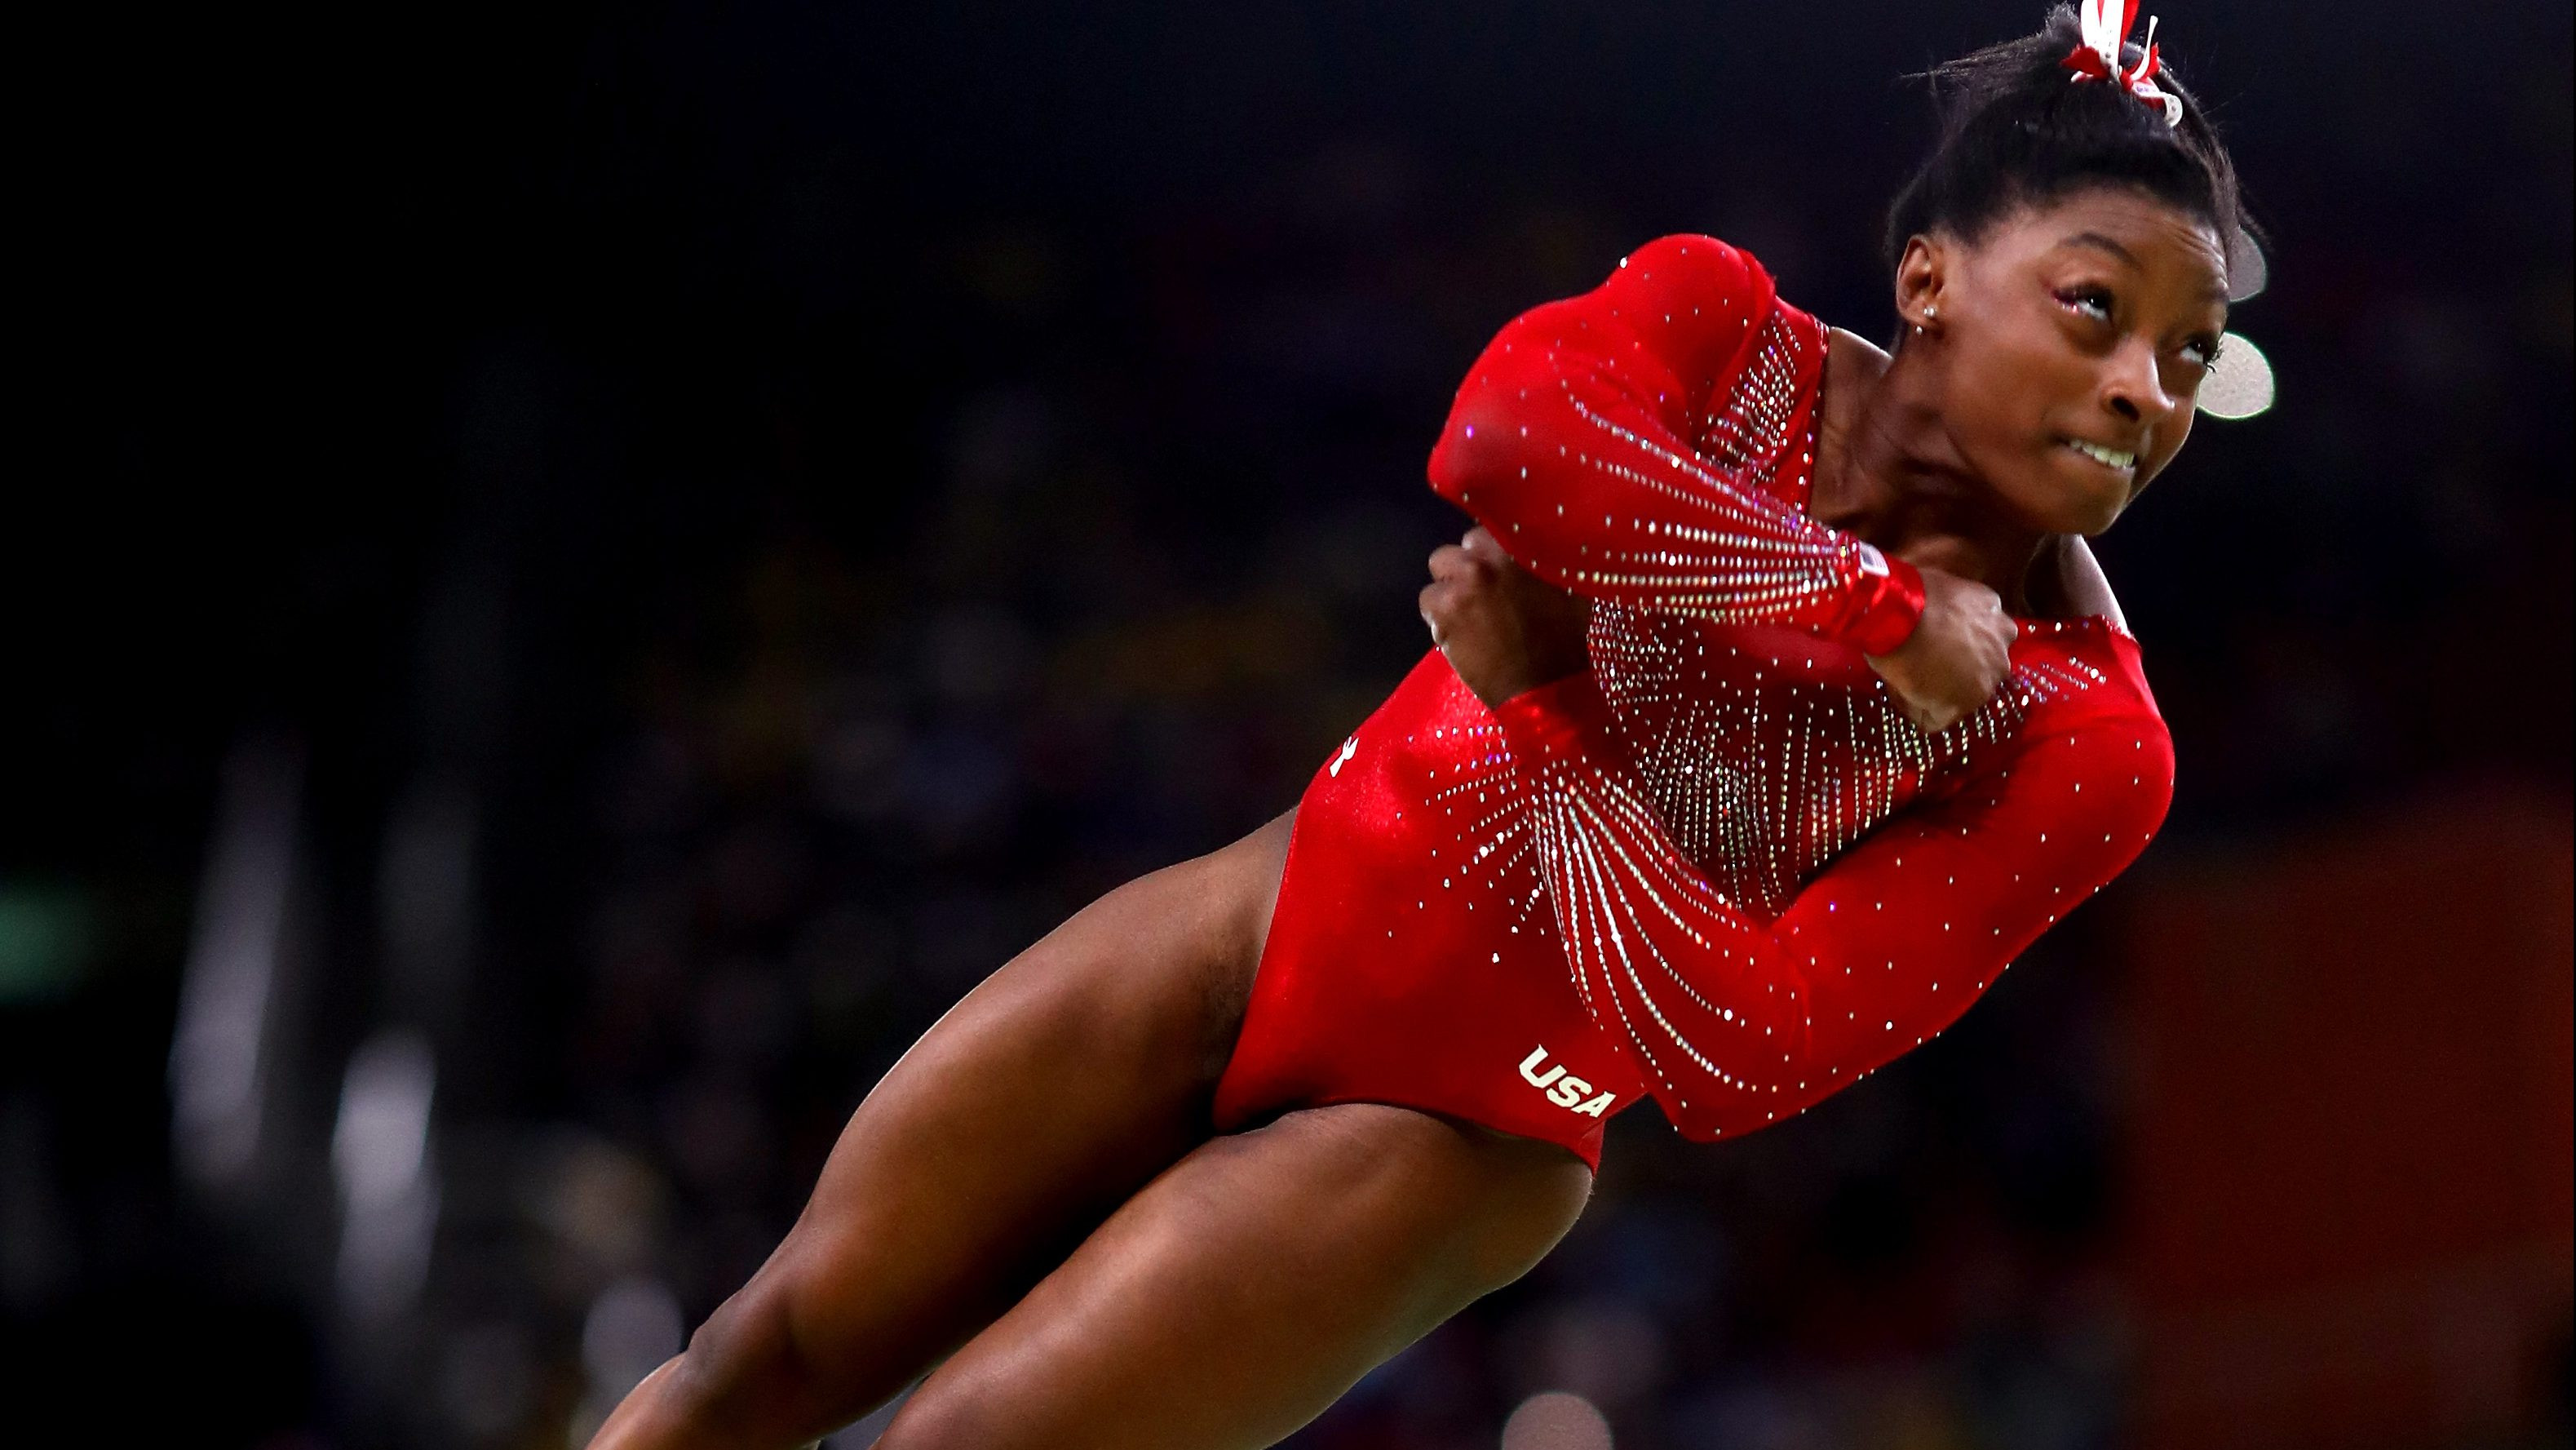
[6,3,2569,1447]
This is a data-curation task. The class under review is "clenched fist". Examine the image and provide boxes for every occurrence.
[1417,527,1593,709]
[1866,565,2017,733]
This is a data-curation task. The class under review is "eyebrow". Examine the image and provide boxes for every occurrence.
[2059,231,2233,304]
[2060,231,2140,265]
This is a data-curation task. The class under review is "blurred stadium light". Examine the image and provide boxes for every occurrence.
[1501,1390,1614,1450]
[2198,333,2277,420]
[169,739,303,1195]
[332,1028,440,1323]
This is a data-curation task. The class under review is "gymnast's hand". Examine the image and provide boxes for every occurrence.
[1419,526,1594,710]
[1866,565,2016,734]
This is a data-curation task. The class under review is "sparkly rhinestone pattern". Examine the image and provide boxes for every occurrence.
[1494,636,2165,1140]
[1210,235,2175,1166]
[1448,235,2175,1139]
[1428,235,1924,647]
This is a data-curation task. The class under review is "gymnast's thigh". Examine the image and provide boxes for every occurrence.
[688,810,1295,1430]
[874,1102,1595,1450]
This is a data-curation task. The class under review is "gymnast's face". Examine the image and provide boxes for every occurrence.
[1898,187,2230,536]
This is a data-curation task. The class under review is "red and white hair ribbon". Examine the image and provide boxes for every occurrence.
[2061,0,2183,129]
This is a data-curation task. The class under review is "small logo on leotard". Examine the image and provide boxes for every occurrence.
[1328,735,1359,777]
[1519,1044,1616,1118]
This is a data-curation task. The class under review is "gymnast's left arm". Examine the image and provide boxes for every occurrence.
[1491,672,2175,1142]
[1424,234,1924,654]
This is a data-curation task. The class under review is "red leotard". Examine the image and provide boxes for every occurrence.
[1210,236,2175,1168]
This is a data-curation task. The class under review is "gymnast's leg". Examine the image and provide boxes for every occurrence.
[876,1102,1595,1450]
[587,810,1296,1450]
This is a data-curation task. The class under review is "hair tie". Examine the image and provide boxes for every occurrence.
[2060,0,2183,129]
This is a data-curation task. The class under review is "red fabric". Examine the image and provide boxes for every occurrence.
[1423,236,1925,651]
[1211,650,1648,1164]
[1848,555,1929,658]
[1211,235,2175,1164]
[1494,647,2171,1142]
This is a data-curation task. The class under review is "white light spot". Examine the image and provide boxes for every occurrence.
[2197,331,2277,419]
[1502,1390,1614,1450]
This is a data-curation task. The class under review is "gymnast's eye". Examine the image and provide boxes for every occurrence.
[2056,286,2114,323]
[2180,332,2224,368]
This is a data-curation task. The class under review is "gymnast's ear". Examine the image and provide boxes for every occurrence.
[1892,233,1950,335]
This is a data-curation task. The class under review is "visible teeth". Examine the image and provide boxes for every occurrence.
[2066,439,2136,470]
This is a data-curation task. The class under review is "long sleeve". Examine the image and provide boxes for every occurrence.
[1493,669,2174,1141]
[1428,234,1924,655]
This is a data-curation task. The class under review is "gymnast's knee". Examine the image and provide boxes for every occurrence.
[650,1294,795,1423]
[869,1374,1016,1450]
[642,1279,869,1442]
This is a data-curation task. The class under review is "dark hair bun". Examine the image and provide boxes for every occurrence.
[1882,5,2252,280]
